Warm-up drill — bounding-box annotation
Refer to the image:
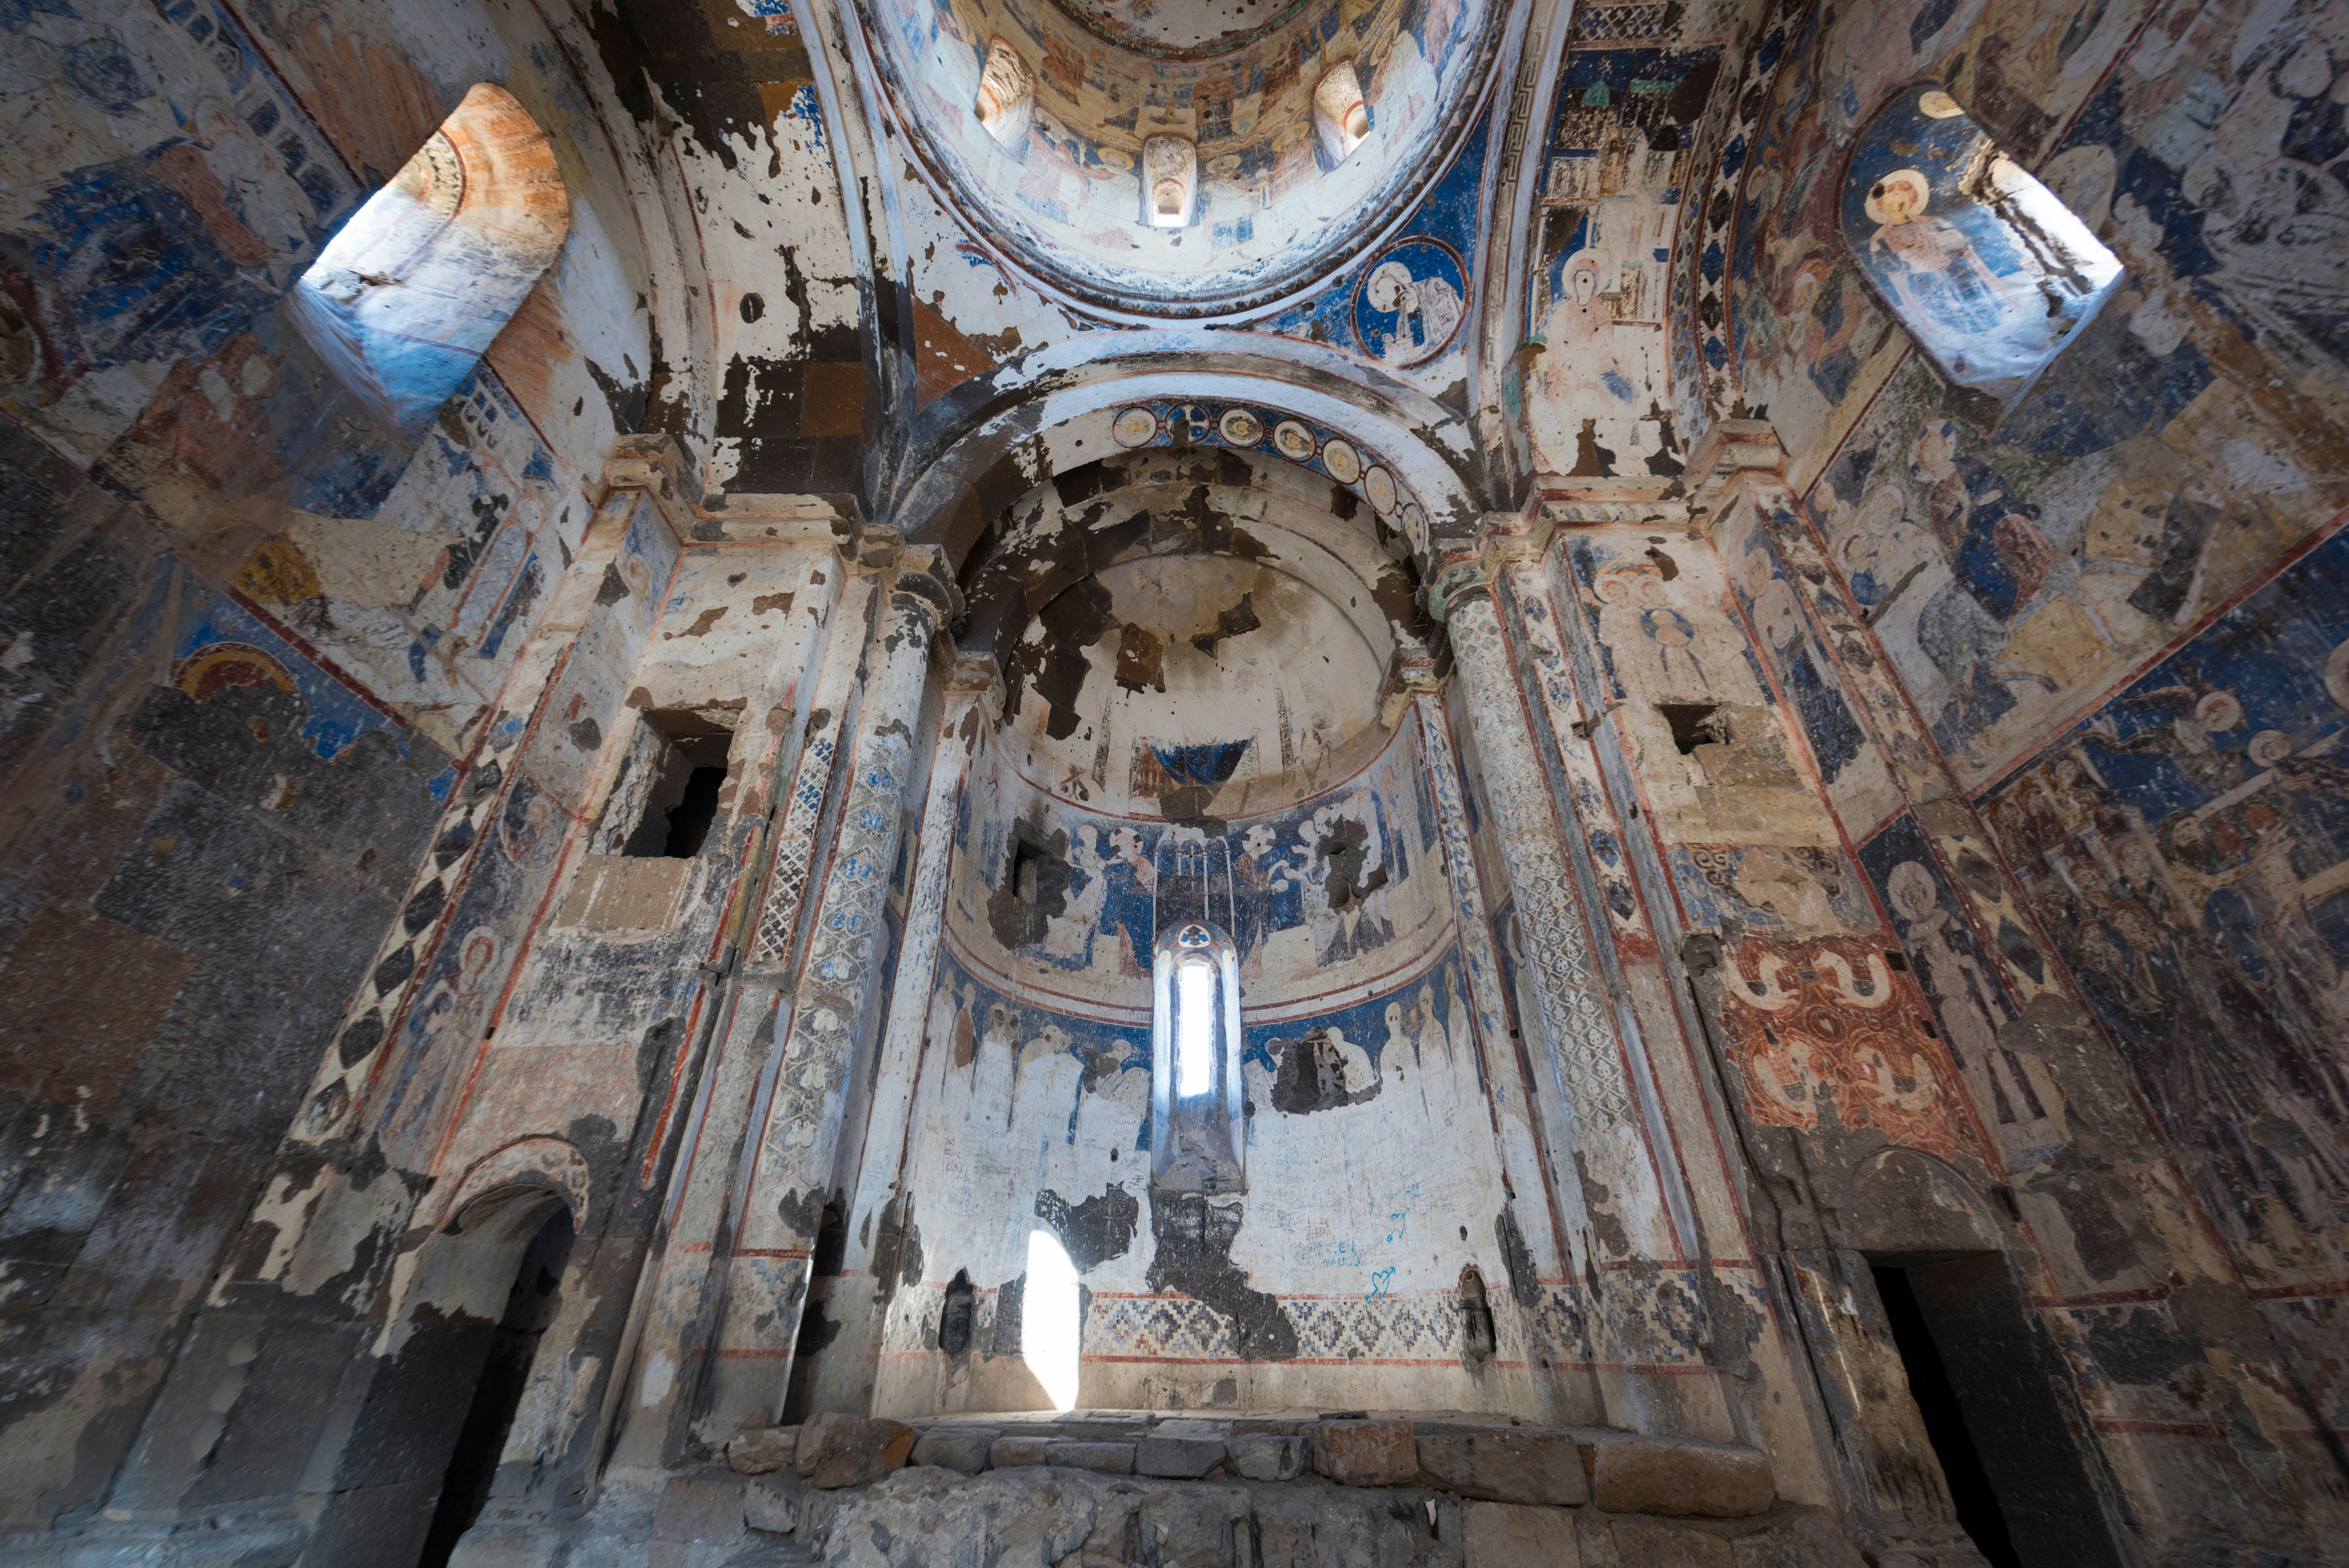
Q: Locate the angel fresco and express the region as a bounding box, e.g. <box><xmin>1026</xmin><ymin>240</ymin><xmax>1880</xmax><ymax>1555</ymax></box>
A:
<box><xmin>1842</xmin><ymin>86</ymin><xmax>2122</xmax><ymax>404</ymax></box>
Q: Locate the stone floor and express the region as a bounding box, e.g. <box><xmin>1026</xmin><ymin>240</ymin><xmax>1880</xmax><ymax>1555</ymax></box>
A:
<box><xmin>455</xmin><ymin>1410</ymin><xmax>1871</xmax><ymax>1567</ymax></box>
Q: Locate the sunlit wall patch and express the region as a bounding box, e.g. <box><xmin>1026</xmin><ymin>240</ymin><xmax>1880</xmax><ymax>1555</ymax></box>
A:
<box><xmin>1841</xmin><ymin>84</ymin><xmax>2123</xmax><ymax>409</ymax></box>
<box><xmin>284</xmin><ymin>84</ymin><xmax>568</xmax><ymax>438</ymax></box>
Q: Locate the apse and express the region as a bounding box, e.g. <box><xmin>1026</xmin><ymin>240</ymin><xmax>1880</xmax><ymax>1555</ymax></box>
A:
<box><xmin>834</xmin><ymin>447</ymin><xmax>1568</xmax><ymax>1418</ymax></box>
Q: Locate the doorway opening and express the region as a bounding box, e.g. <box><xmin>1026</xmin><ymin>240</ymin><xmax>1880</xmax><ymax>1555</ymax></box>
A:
<box><xmin>780</xmin><ymin>1197</ymin><xmax>848</xmax><ymax>1424</ymax></box>
<box><xmin>1872</xmin><ymin>1263</ymin><xmax>2020</xmax><ymax>1568</ymax></box>
<box><xmin>417</xmin><ymin>1208</ymin><xmax>574</xmax><ymax>1568</ymax></box>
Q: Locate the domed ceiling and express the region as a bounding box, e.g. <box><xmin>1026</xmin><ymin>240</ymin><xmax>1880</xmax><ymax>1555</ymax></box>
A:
<box><xmin>963</xmin><ymin>448</ymin><xmax>1424</xmax><ymax>819</ymax></box>
<box><xmin>852</xmin><ymin>0</ymin><xmax>1509</xmax><ymax>315</ymax></box>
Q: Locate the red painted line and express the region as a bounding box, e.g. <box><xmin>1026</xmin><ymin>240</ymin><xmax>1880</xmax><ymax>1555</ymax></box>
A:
<box><xmin>2246</xmin><ymin>1279</ymin><xmax>2349</xmax><ymax>1301</ymax></box>
<box><xmin>2092</xmin><ymin>1421</ymin><xmax>2225</xmax><ymax>1439</ymax></box>
<box><xmin>2029</xmin><ymin>1287</ymin><xmax>2173</xmax><ymax>1308</ymax></box>
<box><xmin>636</xmin><ymin>985</ymin><xmax>710</xmax><ymax>1188</ymax></box>
<box><xmin>225</xmin><ymin>586</ymin><xmax>419</xmax><ymax>735</ymax></box>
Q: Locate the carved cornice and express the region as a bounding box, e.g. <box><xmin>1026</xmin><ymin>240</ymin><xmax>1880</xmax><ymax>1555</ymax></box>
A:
<box><xmin>602</xmin><ymin>433</ymin><xmax>700</xmax><ymax>545</ymax></box>
<box><xmin>1680</xmin><ymin>418</ymin><xmax>1787</xmax><ymax>519</ymax></box>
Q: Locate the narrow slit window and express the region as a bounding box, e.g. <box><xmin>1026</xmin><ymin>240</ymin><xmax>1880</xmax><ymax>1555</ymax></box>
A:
<box><xmin>1174</xmin><ymin>953</ymin><xmax>1217</xmax><ymax>1098</ymax></box>
<box><xmin>1842</xmin><ymin>85</ymin><xmax>2123</xmax><ymax>408</ymax></box>
<box><xmin>1151</xmin><ymin>920</ymin><xmax>1244</xmax><ymax>1193</ymax></box>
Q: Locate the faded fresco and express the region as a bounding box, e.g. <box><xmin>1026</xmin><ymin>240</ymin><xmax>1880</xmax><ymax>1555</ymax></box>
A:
<box><xmin>1559</xmin><ymin>527</ymin><xmax>1841</xmax><ymax>844</ymax></box>
<box><xmin>1740</xmin><ymin>0</ymin><xmax>2349</xmax><ymax>787</ymax></box>
<box><xmin>1715</xmin><ymin>494</ymin><xmax>1904</xmax><ymax>834</ymax></box>
<box><xmin>1983</xmin><ymin>519</ymin><xmax>2349</xmax><ymax>1281</ymax></box>
<box><xmin>1524</xmin><ymin>37</ymin><xmax>1721</xmax><ymax>478</ymax></box>
<box><xmin>1255</xmin><ymin>122</ymin><xmax>1489</xmax><ymax>389</ymax></box>
<box><xmin>865</xmin><ymin>0</ymin><xmax>1490</xmax><ymax>291</ymax></box>
<box><xmin>948</xmin><ymin>728</ymin><xmax>1453</xmax><ymax>1009</ymax></box>
<box><xmin>1840</xmin><ymin>84</ymin><xmax>2120</xmax><ymax>405</ymax></box>
<box><xmin>878</xmin><ymin>926</ymin><xmax>1534</xmax><ymax>1413</ymax></box>
<box><xmin>11</xmin><ymin>0</ymin><xmax>2349</xmax><ymax>1549</ymax></box>
<box><xmin>1548</xmin><ymin>521</ymin><xmax>1986</xmax><ymax>1181</ymax></box>
<box><xmin>1857</xmin><ymin>811</ymin><xmax>2065</xmax><ymax>1173</ymax></box>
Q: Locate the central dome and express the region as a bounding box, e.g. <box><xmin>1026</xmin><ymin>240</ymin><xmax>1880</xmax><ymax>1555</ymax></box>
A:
<box><xmin>852</xmin><ymin>0</ymin><xmax>1507</xmax><ymax>314</ymax></box>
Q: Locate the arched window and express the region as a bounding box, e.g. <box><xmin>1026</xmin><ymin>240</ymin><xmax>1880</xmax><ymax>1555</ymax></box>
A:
<box><xmin>1842</xmin><ymin>84</ymin><xmax>2121</xmax><ymax>408</ymax></box>
<box><xmin>286</xmin><ymin>83</ymin><xmax>568</xmax><ymax>436</ymax></box>
<box><xmin>1150</xmin><ymin>920</ymin><xmax>1244</xmax><ymax>1192</ymax></box>
<box><xmin>1313</xmin><ymin>63</ymin><xmax>1371</xmax><ymax>166</ymax></box>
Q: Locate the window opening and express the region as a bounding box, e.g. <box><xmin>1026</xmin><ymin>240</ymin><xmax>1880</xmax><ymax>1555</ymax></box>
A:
<box><xmin>1658</xmin><ymin>702</ymin><xmax>1727</xmax><ymax>755</ymax></box>
<box><xmin>974</xmin><ymin>37</ymin><xmax>1034</xmax><ymax>153</ymax></box>
<box><xmin>1149</xmin><ymin>835</ymin><xmax>1244</xmax><ymax>1194</ymax></box>
<box><xmin>1313</xmin><ymin>62</ymin><xmax>1371</xmax><ymax>165</ymax></box>
<box><xmin>1009</xmin><ymin>834</ymin><xmax>1064</xmax><ymax>906</ymax></box>
<box><xmin>616</xmin><ymin>713</ymin><xmax>733</xmax><ymax>859</ymax></box>
<box><xmin>662</xmin><ymin>763</ymin><xmax>726</xmax><ymax>858</ymax></box>
<box><xmin>1842</xmin><ymin>85</ymin><xmax>2122</xmax><ymax>409</ymax></box>
<box><xmin>1175</xmin><ymin>952</ymin><xmax>1217</xmax><ymax>1097</ymax></box>
<box><xmin>1142</xmin><ymin>134</ymin><xmax>1198</xmax><ymax>228</ymax></box>
<box><xmin>286</xmin><ymin>83</ymin><xmax>568</xmax><ymax>437</ymax></box>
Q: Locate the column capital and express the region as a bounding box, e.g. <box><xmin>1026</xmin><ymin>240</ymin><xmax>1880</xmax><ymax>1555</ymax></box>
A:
<box><xmin>1479</xmin><ymin>510</ymin><xmax>1556</xmax><ymax>574</ymax></box>
<box><xmin>886</xmin><ymin>541</ymin><xmax>963</xmax><ymax>623</ymax></box>
<box><xmin>1376</xmin><ymin>639</ymin><xmax>1446</xmax><ymax>727</ymax></box>
<box><xmin>1425</xmin><ymin>554</ymin><xmax>1493</xmax><ymax>624</ymax></box>
<box><xmin>945</xmin><ymin>649</ymin><xmax>1007</xmax><ymax>728</ymax></box>
<box><xmin>602</xmin><ymin>433</ymin><xmax>702</xmax><ymax>546</ymax></box>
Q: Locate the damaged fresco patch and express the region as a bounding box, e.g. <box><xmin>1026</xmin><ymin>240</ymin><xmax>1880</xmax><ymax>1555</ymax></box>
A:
<box><xmin>1983</xmin><ymin>516</ymin><xmax>2349</xmax><ymax>1282</ymax></box>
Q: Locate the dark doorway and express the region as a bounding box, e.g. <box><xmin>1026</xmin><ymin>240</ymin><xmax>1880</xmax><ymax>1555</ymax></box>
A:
<box><xmin>417</xmin><ymin>1210</ymin><xmax>574</xmax><ymax>1568</ymax></box>
<box><xmin>1872</xmin><ymin>1255</ymin><xmax>2126</xmax><ymax>1568</ymax></box>
<box><xmin>780</xmin><ymin>1198</ymin><xmax>849</xmax><ymax>1424</ymax></box>
<box><xmin>1874</xmin><ymin>1264</ymin><xmax>2021</xmax><ymax>1567</ymax></box>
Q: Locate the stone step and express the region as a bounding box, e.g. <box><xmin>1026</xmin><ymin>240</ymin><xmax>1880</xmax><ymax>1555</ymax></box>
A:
<box><xmin>719</xmin><ymin>1408</ymin><xmax>1775</xmax><ymax>1517</ymax></box>
<box><xmin>650</xmin><ymin>1460</ymin><xmax>1860</xmax><ymax>1568</ymax></box>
